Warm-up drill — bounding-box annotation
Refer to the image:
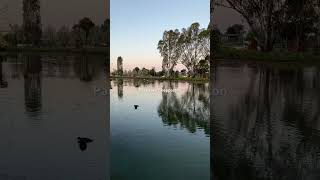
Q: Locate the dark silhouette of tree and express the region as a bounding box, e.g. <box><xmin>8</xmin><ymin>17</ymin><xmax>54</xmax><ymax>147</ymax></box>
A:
<box><xmin>72</xmin><ymin>24</ymin><xmax>82</xmax><ymax>48</ymax></box>
<box><xmin>102</xmin><ymin>19</ymin><xmax>110</xmax><ymax>46</ymax></box>
<box><xmin>23</xmin><ymin>0</ymin><xmax>42</xmax><ymax>46</ymax></box>
<box><xmin>149</xmin><ymin>67</ymin><xmax>156</xmax><ymax>76</ymax></box>
<box><xmin>102</xmin><ymin>19</ymin><xmax>110</xmax><ymax>32</ymax></box>
<box><xmin>79</xmin><ymin>17</ymin><xmax>95</xmax><ymax>45</ymax></box>
<box><xmin>133</xmin><ymin>67</ymin><xmax>140</xmax><ymax>76</ymax></box>
<box><xmin>279</xmin><ymin>0</ymin><xmax>320</xmax><ymax>51</ymax></box>
<box><xmin>224</xmin><ymin>0</ymin><xmax>287</xmax><ymax>52</ymax></box>
<box><xmin>226</xmin><ymin>24</ymin><xmax>244</xmax><ymax>35</ymax></box>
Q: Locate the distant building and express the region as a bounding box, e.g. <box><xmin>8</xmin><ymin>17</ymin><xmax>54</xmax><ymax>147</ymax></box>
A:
<box><xmin>117</xmin><ymin>56</ymin><xmax>123</xmax><ymax>76</ymax></box>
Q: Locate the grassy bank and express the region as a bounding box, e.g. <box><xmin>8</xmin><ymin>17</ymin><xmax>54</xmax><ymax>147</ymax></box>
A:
<box><xmin>2</xmin><ymin>47</ymin><xmax>109</xmax><ymax>55</ymax></box>
<box><xmin>111</xmin><ymin>76</ymin><xmax>208</xmax><ymax>82</ymax></box>
<box><xmin>215</xmin><ymin>47</ymin><xmax>320</xmax><ymax>62</ymax></box>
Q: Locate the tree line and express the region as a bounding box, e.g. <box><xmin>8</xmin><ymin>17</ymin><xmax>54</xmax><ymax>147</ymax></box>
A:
<box><xmin>157</xmin><ymin>22</ymin><xmax>210</xmax><ymax>78</ymax></box>
<box><xmin>4</xmin><ymin>18</ymin><xmax>110</xmax><ymax>48</ymax></box>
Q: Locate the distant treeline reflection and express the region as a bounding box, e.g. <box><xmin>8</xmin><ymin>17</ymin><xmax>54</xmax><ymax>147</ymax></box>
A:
<box><xmin>0</xmin><ymin>53</ymin><xmax>107</xmax><ymax>117</ymax></box>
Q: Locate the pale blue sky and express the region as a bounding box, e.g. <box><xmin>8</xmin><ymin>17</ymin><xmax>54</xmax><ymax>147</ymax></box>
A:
<box><xmin>111</xmin><ymin>0</ymin><xmax>210</xmax><ymax>71</ymax></box>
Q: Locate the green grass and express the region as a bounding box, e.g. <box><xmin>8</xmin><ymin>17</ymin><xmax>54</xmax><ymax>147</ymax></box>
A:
<box><xmin>215</xmin><ymin>47</ymin><xmax>320</xmax><ymax>62</ymax></box>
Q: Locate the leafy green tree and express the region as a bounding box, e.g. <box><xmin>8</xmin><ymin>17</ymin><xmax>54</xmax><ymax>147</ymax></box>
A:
<box><xmin>197</xmin><ymin>58</ymin><xmax>209</xmax><ymax>78</ymax></box>
<box><xmin>133</xmin><ymin>67</ymin><xmax>140</xmax><ymax>76</ymax></box>
<box><xmin>198</xmin><ymin>29</ymin><xmax>210</xmax><ymax>59</ymax></box>
<box><xmin>141</xmin><ymin>68</ymin><xmax>149</xmax><ymax>76</ymax></box>
<box><xmin>158</xmin><ymin>29</ymin><xmax>181</xmax><ymax>77</ymax></box>
<box><xmin>79</xmin><ymin>17</ymin><xmax>95</xmax><ymax>45</ymax></box>
<box><xmin>179</xmin><ymin>23</ymin><xmax>207</xmax><ymax>77</ymax></box>
<box><xmin>149</xmin><ymin>67</ymin><xmax>156</xmax><ymax>76</ymax></box>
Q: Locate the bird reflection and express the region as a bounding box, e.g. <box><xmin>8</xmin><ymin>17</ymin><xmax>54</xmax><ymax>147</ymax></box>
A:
<box><xmin>77</xmin><ymin>137</ymin><xmax>93</xmax><ymax>151</ymax></box>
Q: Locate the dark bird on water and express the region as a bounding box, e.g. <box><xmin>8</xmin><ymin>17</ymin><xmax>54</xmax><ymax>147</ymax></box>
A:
<box><xmin>77</xmin><ymin>137</ymin><xmax>94</xmax><ymax>151</ymax></box>
<box><xmin>134</xmin><ymin>105</ymin><xmax>139</xmax><ymax>109</ymax></box>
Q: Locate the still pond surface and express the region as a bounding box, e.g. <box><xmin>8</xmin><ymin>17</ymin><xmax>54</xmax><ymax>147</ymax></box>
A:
<box><xmin>211</xmin><ymin>61</ymin><xmax>320</xmax><ymax>180</ymax></box>
<box><xmin>0</xmin><ymin>53</ymin><xmax>108</xmax><ymax>180</ymax></box>
<box><xmin>111</xmin><ymin>79</ymin><xmax>210</xmax><ymax>180</ymax></box>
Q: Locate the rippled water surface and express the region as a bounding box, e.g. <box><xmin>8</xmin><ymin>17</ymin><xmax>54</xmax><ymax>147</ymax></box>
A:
<box><xmin>111</xmin><ymin>79</ymin><xmax>210</xmax><ymax>180</ymax></box>
<box><xmin>0</xmin><ymin>53</ymin><xmax>108</xmax><ymax>180</ymax></box>
<box><xmin>211</xmin><ymin>61</ymin><xmax>320</xmax><ymax>180</ymax></box>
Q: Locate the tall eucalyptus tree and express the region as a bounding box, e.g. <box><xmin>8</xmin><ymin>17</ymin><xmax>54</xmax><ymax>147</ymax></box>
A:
<box><xmin>23</xmin><ymin>0</ymin><xmax>42</xmax><ymax>46</ymax></box>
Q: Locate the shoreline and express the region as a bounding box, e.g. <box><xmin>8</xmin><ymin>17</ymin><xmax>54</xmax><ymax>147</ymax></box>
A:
<box><xmin>0</xmin><ymin>47</ymin><xmax>109</xmax><ymax>55</ymax></box>
<box><xmin>110</xmin><ymin>76</ymin><xmax>209</xmax><ymax>82</ymax></box>
<box><xmin>215</xmin><ymin>48</ymin><xmax>320</xmax><ymax>63</ymax></box>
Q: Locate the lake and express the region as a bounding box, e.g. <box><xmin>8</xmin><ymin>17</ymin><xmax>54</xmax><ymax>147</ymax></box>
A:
<box><xmin>111</xmin><ymin>79</ymin><xmax>210</xmax><ymax>180</ymax></box>
<box><xmin>0</xmin><ymin>53</ymin><xmax>109</xmax><ymax>180</ymax></box>
<box><xmin>211</xmin><ymin>60</ymin><xmax>320</xmax><ymax>180</ymax></box>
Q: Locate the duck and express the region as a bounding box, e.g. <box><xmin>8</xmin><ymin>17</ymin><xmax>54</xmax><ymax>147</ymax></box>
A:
<box><xmin>77</xmin><ymin>137</ymin><xmax>93</xmax><ymax>151</ymax></box>
<box><xmin>134</xmin><ymin>105</ymin><xmax>139</xmax><ymax>109</ymax></box>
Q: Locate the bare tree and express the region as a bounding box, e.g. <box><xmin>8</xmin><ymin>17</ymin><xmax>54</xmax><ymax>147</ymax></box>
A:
<box><xmin>223</xmin><ymin>0</ymin><xmax>287</xmax><ymax>51</ymax></box>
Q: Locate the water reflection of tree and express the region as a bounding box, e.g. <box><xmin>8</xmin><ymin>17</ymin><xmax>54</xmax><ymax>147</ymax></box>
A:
<box><xmin>117</xmin><ymin>79</ymin><xmax>123</xmax><ymax>99</ymax></box>
<box><xmin>24</xmin><ymin>55</ymin><xmax>42</xmax><ymax>114</ymax></box>
<box><xmin>157</xmin><ymin>82</ymin><xmax>209</xmax><ymax>135</ymax></box>
<box><xmin>73</xmin><ymin>54</ymin><xmax>106</xmax><ymax>81</ymax></box>
<box><xmin>212</xmin><ymin>64</ymin><xmax>320</xmax><ymax>180</ymax></box>
<box><xmin>0</xmin><ymin>56</ymin><xmax>8</xmax><ymax>88</ymax></box>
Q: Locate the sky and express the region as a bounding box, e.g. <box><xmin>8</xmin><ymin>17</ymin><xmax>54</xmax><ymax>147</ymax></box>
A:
<box><xmin>213</xmin><ymin>6</ymin><xmax>244</xmax><ymax>32</ymax></box>
<box><xmin>110</xmin><ymin>0</ymin><xmax>210</xmax><ymax>71</ymax></box>
<box><xmin>4</xmin><ymin>0</ymin><xmax>109</xmax><ymax>29</ymax></box>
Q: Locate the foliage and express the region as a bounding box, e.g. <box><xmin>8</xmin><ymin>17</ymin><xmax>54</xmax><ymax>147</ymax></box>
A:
<box><xmin>23</xmin><ymin>0</ymin><xmax>42</xmax><ymax>46</ymax></box>
<box><xmin>226</xmin><ymin>24</ymin><xmax>244</xmax><ymax>35</ymax></box>
<box><xmin>158</xmin><ymin>22</ymin><xmax>210</xmax><ymax>78</ymax></box>
<box><xmin>224</xmin><ymin>0</ymin><xmax>320</xmax><ymax>52</ymax></box>
<box><xmin>158</xmin><ymin>29</ymin><xmax>181</xmax><ymax>77</ymax></box>
<box><xmin>215</xmin><ymin>47</ymin><xmax>320</xmax><ymax>61</ymax></box>
<box><xmin>149</xmin><ymin>67</ymin><xmax>156</xmax><ymax>76</ymax></box>
<box><xmin>211</xmin><ymin>25</ymin><xmax>222</xmax><ymax>52</ymax></box>
<box><xmin>78</xmin><ymin>17</ymin><xmax>95</xmax><ymax>45</ymax></box>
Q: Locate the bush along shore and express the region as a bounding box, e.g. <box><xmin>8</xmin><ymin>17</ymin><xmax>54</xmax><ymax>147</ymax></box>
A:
<box><xmin>215</xmin><ymin>48</ymin><xmax>320</xmax><ymax>62</ymax></box>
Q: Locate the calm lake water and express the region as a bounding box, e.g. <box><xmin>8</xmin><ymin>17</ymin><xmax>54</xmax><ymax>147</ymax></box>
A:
<box><xmin>211</xmin><ymin>61</ymin><xmax>320</xmax><ymax>180</ymax></box>
<box><xmin>111</xmin><ymin>79</ymin><xmax>210</xmax><ymax>180</ymax></box>
<box><xmin>0</xmin><ymin>53</ymin><xmax>109</xmax><ymax>180</ymax></box>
